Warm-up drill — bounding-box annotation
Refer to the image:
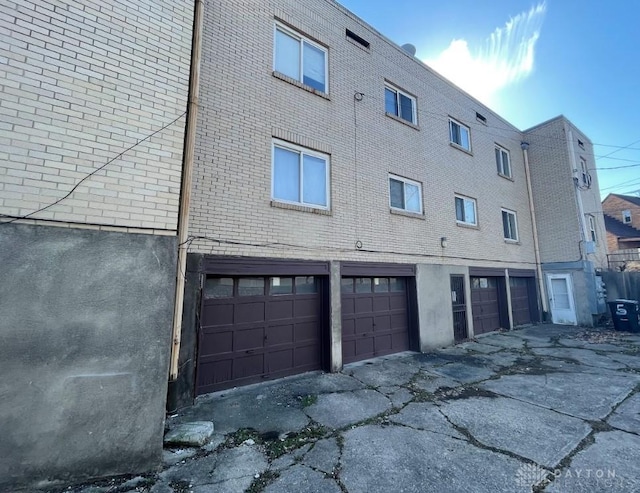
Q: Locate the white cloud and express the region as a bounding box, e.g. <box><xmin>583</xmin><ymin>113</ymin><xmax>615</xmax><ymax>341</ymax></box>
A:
<box><xmin>424</xmin><ymin>3</ymin><xmax>546</xmax><ymax>105</ymax></box>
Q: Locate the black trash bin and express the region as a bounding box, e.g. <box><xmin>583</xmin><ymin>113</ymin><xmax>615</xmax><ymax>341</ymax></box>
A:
<box><xmin>608</xmin><ymin>299</ymin><xmax>640</xmax><ymax>332</ymax></box>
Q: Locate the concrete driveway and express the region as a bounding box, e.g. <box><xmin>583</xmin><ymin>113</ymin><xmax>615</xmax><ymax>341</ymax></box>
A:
<box><xmin>48</xmin><ymin>324</ymin><xmax>640</xmax><ymax>493</ymax></box>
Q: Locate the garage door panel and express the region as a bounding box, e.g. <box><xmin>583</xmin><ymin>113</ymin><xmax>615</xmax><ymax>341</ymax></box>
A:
<box><xmin>234</xmin><ymin>327</ymin><xmax>264</xmax><ymax>351</ymax></box>
<box><xmin>373</xmin><ymin>297</ymin><xmax>390</xmax><ymax>312</ymax></box>
<box><xmin>295</xmin><ymin>321</ymin><xmax>320</xmax><ymax>342</ymax></box>
<box><xmin>355</xmin><ymin>316</ymin><xmax>374</xmax><ymax>333</ymax></box>
<box><xmin>267</xmin><ymin>299</ymin><xmax>294</xmax><ymax>320</ymax></box>
<box><xmin>202</xmin><ymin>303</ymin><xmax>234</xmax><ymax>327</ymax></box>
<box><xmin>342</xmin><ymin>318</ymin><xmax>355</xmax><ymax>336</ymax></box>
<box><xmin>342</xmin><ymin>276</ymin><xmax>411</xmax><ymax>364</ymax></box>
<box><xmin>233</xmin><ymin>354</ymin><xmax>264</xmax><ymax>379</ymax></box>
<box><xmin>199</xmin><ymin>330</ymin><xmax>232</xmax><ymax>356</ymax></box>
<box><xmin>266</xmin><ymin>349</ymin><xmax>293</xmax><ymax>373</ymax></box>
<box><xmin>374</xmin><ymin>334</ymin><xmax>392</xmax><ymax>352</ymax></box>
<box><xmin>266</xmin><ymin>323</ymin><xmax>293</xmax><ymax>346</ymax></box>
<box><xmin>295</xmin><ymin>298</ymin><xmax>319</xmax><ymax>317</ymax></box>
<box><xmin>471</xmin><ymin>277</ymin><xmax>502</xmax><ymax>335</ymax></box>
<box><xmin>197</xmin><ymin>360</ymin><xmax>232</xmax><ymax>388</ymax></box>
<box><xmin>374</xmin><ymin>314</ymin><xmax>391</xmax><ymax>332</ymax></box>
<box><xmin>197</xmin><ymin>275</ymin><xmax>323</xmax><ymax>395</ymax></box>
<box><xmin>354</xmin><ymin>297</ymin><xmax>373</xmax><ymax>313</ymax></box>
<box><xmin>294</xmin><ymin>344</ymin><xmax>321</xmax><ymax>367</ymax></box>
<box><xmin>235</xmin><ymin>302</ymin><xmax>265</xmax><ymax>324</ymax></box>
<box><xmin>342</xmin><ymin>297</ymin><xmax>355</xmax><ymax>315</ymax></box>
<box><xmin>355</xmin><ymin>338</ymin><xmax>374</xmax><ymax>357</ymax></box>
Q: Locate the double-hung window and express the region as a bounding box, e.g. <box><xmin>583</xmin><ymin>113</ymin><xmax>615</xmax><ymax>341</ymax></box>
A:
<box><xmin>622</xmin><ymin>210</ymin><xmax>632</xmax><ymax>224</ymax></box>
<box><xmin>455</xmin><ymin>195</ymin><xmax>477</xmax><ymax>226</ymax></box>
<box><xmin>502</xmin><ymin>209</ymin><xmax>518</xmax><ymax>241</ymax></box>
<box><xmin>449</xmin><ymin>118</ymin><xmax>471</xmax><ymax>151</ymax></box>
<box><xmin>389</xmin><ymin>174</ymin><xmax>422</xmax><ymax>214</ymax></box>
<box><xmin>272</xmin><ymin>140</ymin><xmax>329</xmax><ymax>209</ymax></box>
<box><xmin>274</xmin><ymin>23</ymin><xmax>327</xmax><ymax>93</ymax></box>
<box><xmin>495</xmin><ymin>145</ymin><xmax>511</xmax><ymax>178</ymax></box>
<box><xmin>385</xmin><ymin>83</ymin><xmax>417</xmax><ymax>124</ymax></box>
<box><xmin>579</xmin><ymin>157</ymin><xmax>589</xmax><ymax>186</ymax></box>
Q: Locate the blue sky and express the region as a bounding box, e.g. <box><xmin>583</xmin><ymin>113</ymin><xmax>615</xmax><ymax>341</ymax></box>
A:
<box><xmin>338</xmin><ymin>0</ymin><xmax>640</xmax><ymax>199</ymax></box>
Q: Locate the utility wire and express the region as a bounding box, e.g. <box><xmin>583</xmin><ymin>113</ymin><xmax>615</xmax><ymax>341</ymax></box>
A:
<box><xmin>1</xmin><ymin>112</ymin><xmax>187</xmax><ymax>226</ymax></box>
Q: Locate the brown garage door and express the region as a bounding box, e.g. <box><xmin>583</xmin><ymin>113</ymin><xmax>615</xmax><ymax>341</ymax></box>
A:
<box><xmin>341</xmin><ymin>277</ymin><xmax>409</xmax><ymax>364</ymax></box>
<box><xmin>471</xmin><ymin>277</ymin><xmax>502</xmax><ymax>335</ymax></box>
<box><xmin>510</xmin><ymin>277</ymin><xmax>532</xmax><ymax>326</ymax></box>
<box><xmin>196</xmin><ymin>275</ymin><xmax>322</xmax><ymax>395</ymax></box>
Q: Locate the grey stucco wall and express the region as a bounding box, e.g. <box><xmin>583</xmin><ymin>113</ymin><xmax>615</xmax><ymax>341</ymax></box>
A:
<box><xmin>542</xmin><ymin>263</ymin><xmax>595</xmax><ymax>326</ymax></box>
<box><xmin>416</xmin><ymin>263</ymin><xmax>469</xmax><ymax>349</ymax></box>
<box><xmin>0</xmin><ymin>224</ymin><xmax>177</xmax><ymax>490</ymax></box>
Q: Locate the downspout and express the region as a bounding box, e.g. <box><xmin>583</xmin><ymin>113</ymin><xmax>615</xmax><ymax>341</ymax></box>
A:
<box><xmin>521</xmin><ymin>142</ymin><xmax>548</xmax><ymax>317</ymax></box>
<box><xmin>169</xmin><ymin>0</ymin><xmax>204</xmax><ymax>382</ymax></box>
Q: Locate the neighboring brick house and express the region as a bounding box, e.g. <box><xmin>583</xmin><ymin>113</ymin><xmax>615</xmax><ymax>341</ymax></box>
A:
<box><xmin>602</xmin><ymin>194</ymin><xmax>640</xmax><ymax>270</ymax></box>
<box><xmin>0</xmin><ymin>0</ymin><xmax>193</xmax><ymax>489</ymax></box>
<box><xmin>523</xmin><ymin>116</ymin><xmax>608</xmax><ymax>324</ymax></box>
<box><xmin>602</xmin><ymin>194</ymin><xmax>640</xmax><ymax>251</ymax></box>
<box><xmin>170</xmin><ymin>0</ymin><xmax>608</xmax><ymax>405</ymax></box>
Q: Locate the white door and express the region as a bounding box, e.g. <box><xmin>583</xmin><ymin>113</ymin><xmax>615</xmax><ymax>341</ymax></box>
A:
<box><xmin>547</xmin><ymin>274</ymin><xmax>577</xmax><ymax>325</ymax></box>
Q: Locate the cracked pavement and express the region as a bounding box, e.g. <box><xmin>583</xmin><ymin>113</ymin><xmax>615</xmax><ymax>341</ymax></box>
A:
<box><xmin>41</xmin><ymin>324</ymin><xmax>640</xmax><ymax>493</ymax></box>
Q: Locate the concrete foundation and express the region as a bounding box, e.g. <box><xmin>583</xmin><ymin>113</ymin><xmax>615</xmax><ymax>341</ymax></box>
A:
<box><xmin>0</xmin><ymin>224</ymin><xmax>177</xmax><ymax>490</ymax></box>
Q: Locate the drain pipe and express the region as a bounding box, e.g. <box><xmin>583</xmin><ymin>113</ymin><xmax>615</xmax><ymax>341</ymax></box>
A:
<box><xmin>521</xmin><ymin>142</ymin><xmax>548</xmax><ymax>317</ymax></box>
<box><xmin>169</xmin><ymin>0</ymin><xmax>204</xmax><ymax>382</ymax></box>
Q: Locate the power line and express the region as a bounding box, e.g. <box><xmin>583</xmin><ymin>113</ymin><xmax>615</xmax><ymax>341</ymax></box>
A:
<box><xmin>0</xmin><ymin>112</ymin><xmax>187</xmax><ymax>226</ymax></box>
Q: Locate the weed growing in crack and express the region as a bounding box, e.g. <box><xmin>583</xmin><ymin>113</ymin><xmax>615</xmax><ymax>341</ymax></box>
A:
<box><xmin>264</xmin><ymin>425</ymin><xmax>328</xmax><ymax>459</ymax></box>
<box><xmin>298</xmin><ymin>394</ymin><xmax>317</xmax><ymax>407</ymax></box>
<box><xmin>246</xmin><ymin>470</ymin><xmax>279</xmax><ymax>493</ymax></box>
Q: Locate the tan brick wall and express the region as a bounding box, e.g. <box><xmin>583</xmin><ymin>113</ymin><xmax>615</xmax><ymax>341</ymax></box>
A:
<box><xmin>0</xmin><ymin>0</ymin><xmax>193</xmax><ymax>230</ymax></box>
<box><xmin>524</xmin><ymin>117</ymin><xmax>607</xmax><ymax>268</ymax></box>
<box><xmin>189</xmin><ymin>0</ymin><xmax>536</xmax><ymax>270</ymax></box>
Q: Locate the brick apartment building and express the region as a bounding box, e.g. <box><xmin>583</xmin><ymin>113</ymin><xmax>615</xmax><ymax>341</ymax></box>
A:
<box><xmin>170</xmin><ymin>0</ymin><xmax>608</xmax><ymax>404</ymax></box>
<box><xmin>0</xmin><ymin>0</ymin><xmax>610</xmax><ymax>487</ymax></box>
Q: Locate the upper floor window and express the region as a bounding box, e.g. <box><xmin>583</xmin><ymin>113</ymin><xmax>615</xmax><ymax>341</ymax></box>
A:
<box><xmin>588</xmin><ymin>215</ymin><xmax>597</xmax><ymax>243</ymax></box>
<box><xmin>622</xmin><ymin>210</ymin><xmax>632</xmax><ymax>224</ymax></box>
<box><xmin>449</xmin><ymin>118</ymin><xmax>471</xmax><ymax>152</ymax></box>
<box><xmin>274</xmin><ymin>23</ymin><xmax>327</xmax><ymax>93</ymax></box>
<box><xmin>384</xmin><ymin>83</ymin><xmax>417</xmax><ymax>124</ymax></box>
<box><xmin>272</xmin><ymin>140</ymin><xmax>329</xmax><ymax>209</ymax></box>
<box><xmin>579</xmin><ymin>157</ymin><xmax>589</xmax><ymax>185</ymax></box>
<box><xmin>495</xmin><ymin>145</ymin><xmax>511</xmax><ymax>178</ymax></box>
<box><xmin>389</xmin><ymin>174</ymin><xmax>422</xmax><ymax>214</ymax></box>
<box><xmin>455</xmin><ymin>195</ymin><xmax>477</xmax><ymax>226</ymax></box>
<box><xmin>502</xmin><ymin>209</ymin><xmax>518</xmax><ymax>241</ymax></box>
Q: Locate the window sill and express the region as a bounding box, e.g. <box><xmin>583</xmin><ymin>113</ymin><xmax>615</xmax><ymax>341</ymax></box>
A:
<box><xmin>456</xmin><ymin>221</ymin><xmax>479</xmax><ymax>230</ymax></box>
<box><xmin>271</xmin><ymin>200</ymin><xmax>331</xmax><ymax>215</ymax></box>
<box><xmin>498</xmin><ymin>173</ymin><xmax>514</xmax><ymax>182</ymax></box>
<box><xmin>385</xmin><ymin>112</ymin><xmax>419</xmax><ymax>130</ymax></box>
<box><xmin>272</xmin><ymin>71</ymin><xmax>330</xmax><ymax>100</ymax></box>
<box><xmin>504</xmin><ymin>238</ymin><xmax>520</xmax><ymax>245</ymax></box>
<box><xmin>449</xmin><ymin>142</ymin><xmax>473</xmax><ymax>156</ymax></box>
<box><xmin>390</xmin><ymin>208</ymin><xmax>425</xmax><ymax>220</ymax></box>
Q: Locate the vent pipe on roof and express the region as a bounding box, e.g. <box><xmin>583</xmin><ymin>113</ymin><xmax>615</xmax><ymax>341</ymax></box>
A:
<box><xmin>401</xmin><ymin>43</ymin><xmax>416</xmax><ymax>56</ymax></box>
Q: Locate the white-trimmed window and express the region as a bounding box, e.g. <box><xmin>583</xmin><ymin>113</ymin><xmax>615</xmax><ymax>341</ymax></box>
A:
<box><xmin>495</xmin><ymin>145</ymin><xmax>511</xmax><ymax>178</ymax></box>
<box><xmin>449</xmin><ymin>118</ymin><xmax>471</xmax><ymax>151</ymax></box>
<box><xmin>455</xmin><ymin>195</ymin><xmax>477</xmax><ymax>226</ymax></box>
<box><xmin>501</xmin><ymin>209</ymin><xmax>518</xmax><ymax>241</ymax></box>
<box><xmin>389</xmin><ymin>174</ymin><xmax>422</xmax><ymax>214</ymax></box>
<box><xmin>384</xmin><ymin>83</ymin><xmax>417</xmax><ymax>124</ymax></box>
<box><xmin>580</xmin><ymin>157</ymin><xmax>589</xmax><ymax>185</ymax></box>
<box><xmin>272</xmin><ymin>140</ymin><xmax>329</xmax><ymax>209</ymax></box>
<box><xmin>622</xmin><ymin>210</ymin><xmax>632</xmax><ymax>224</ymax></box>
<box><xmin>274</xmin><ymin>23</ymin><xmax>328</xmax><ymax>93</ymax></box>
<box><xmin>588</xmin><ymin>215</ymin><xmax>597</xmax><ymax>242</ymax></box>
